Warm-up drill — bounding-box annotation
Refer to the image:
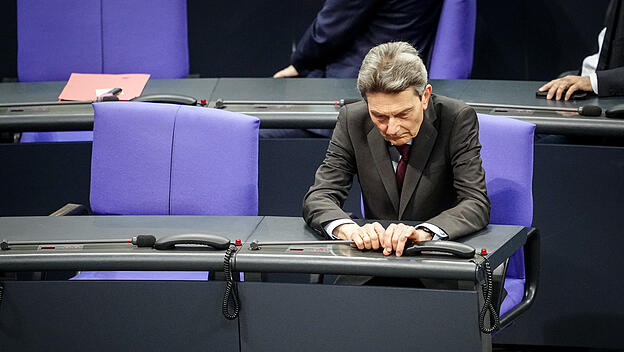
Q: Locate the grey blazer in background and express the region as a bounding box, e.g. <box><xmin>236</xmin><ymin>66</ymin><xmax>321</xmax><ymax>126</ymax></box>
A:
<box><xmin>303</xmin><ymin>94</ymin><xmax>491</xmax><ymax>240</ymax></box>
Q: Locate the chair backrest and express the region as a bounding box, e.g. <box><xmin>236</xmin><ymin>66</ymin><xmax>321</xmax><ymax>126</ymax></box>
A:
<box><xmin>90</xmin><ymin>102</ymin><xmax>259</xmax><ymax>216</ymax></box>
<box><xmin>17</xmin><ymin>0</ymin><xmax>102</xmax><ymax>82</ymax></box>
<box><xmin>428</xmin><ymin>0</ymin><xmax>476</xmax><ymax>79</ymax></box>
<box><xmin>17</xmin><ymin>0</ymin><xmax>188</xmax><ymax>82</ymax></box>
<box><xmin>477</xmin><ymin>114</ymin><xmax>535</xmax><ymax>317</ymax></box>
<box><xmin>477</xmin><ymin>114</ymin><xmax>535</xmax><ymax>228</ymax></box>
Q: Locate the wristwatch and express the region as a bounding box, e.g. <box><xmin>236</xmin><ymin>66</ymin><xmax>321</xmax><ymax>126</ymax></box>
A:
<box><xmin>415</xmin><ymin>226</ymin><xmax>435</xmax><ymax>240</ymax></box>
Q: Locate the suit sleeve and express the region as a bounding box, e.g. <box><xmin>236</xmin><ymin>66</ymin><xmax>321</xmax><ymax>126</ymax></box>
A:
<box><xmin>426</xmin><ymin>107</ymin><xmax>491</xmax><ymax>239</ymax></box>
<box><xmin>597</xmin><ymin>67</ymin><xmax>624</xmax><ymax>96</ymax></box>
<box><xmin>292</xmin><ymin>0</ymin><xmax>379</xmax><ymax>73</ymax></box>
<box><xmin>302</xmin><ymin>106</ymin><xmax>357</xmax><ymax>237</ymax></box>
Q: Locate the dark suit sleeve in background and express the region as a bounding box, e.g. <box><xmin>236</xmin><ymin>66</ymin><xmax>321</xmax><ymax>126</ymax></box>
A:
<box><xmin>597</xmin><ymin>67</ymin><xmax>624</xmax><ymax>96</ymax></box>
<box><xmin>596</xmin><ymin>0</ymin><xmax>624</xmax><ymax>96</ymax></box>
<box><xmin>292</xmin><ymin>0</ymin><xmax>379</xmax><ymax>73</ymax></box>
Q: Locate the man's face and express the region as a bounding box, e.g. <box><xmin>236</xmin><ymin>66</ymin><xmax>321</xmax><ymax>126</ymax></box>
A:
<box><xmin>367</xmin><ymin>85</ymin><xmax>432</xmax><ymax>146</ymax></box>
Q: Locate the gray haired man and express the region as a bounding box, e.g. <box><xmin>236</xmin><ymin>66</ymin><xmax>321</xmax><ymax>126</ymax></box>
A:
<box><xmin>303</xmin><ymin>41</ymin><xmax>490</xmax><ymax>257</ymax></box>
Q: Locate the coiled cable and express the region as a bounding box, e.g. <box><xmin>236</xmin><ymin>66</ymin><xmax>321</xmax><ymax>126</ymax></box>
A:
<box><xmin>477</xmin><ymin>256</ymin><xmax>500</xmax><ymax>333</ymax></box>
<box><xmin>222</xmin><ymin>244</ymin><xmax>240</xmax><ymax>320</ymax></box>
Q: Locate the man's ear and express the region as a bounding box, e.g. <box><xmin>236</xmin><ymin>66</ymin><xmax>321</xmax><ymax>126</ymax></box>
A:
<box><xmin>421</xmin><ymin>84</ymin><xmax>432</xmax><ymax>110</ymax></box>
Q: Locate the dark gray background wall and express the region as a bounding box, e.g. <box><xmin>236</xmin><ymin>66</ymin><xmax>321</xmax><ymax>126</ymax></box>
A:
<box><xmin>0</xmin><ymin>0</ymin><xmax>611</xmax><ymax>81</ymax></box>
<box><xmin>472</xmin><ymin>0</ymin><xmax>611</xmax><ymax>80</ymax></box>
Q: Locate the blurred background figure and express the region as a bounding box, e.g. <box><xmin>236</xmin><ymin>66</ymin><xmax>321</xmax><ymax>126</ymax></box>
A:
<box><xmin>273</xmin><ymin>0</ymin><xmax>442</xmax><ymax>78</ymax></box>
<box><xmin>539</xmin><ymin>0</ymin><xmax>623</xmax><ymax>100</ymax></box>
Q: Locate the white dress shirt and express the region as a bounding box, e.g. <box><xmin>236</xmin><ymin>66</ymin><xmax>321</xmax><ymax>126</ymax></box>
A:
<box><xmin>581</xmin><ymin>27</ymin><xmax>607</xmax><ymax>94</ymax></box>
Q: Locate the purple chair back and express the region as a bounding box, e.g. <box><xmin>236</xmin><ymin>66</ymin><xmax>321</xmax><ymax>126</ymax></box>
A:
<box><xmin>20</xmin><ymin>131</ymin><xmax>94</xmax><ymax>143</ymax></box>
<box><xmin>17</xmin><ymin>0</ymin><xmax>188</xmax><ymax>82</ymax></box>
<box><xmin>477</xmin><ymin>113</ymin><xmax>535</xmax><ymax>316</ymax></box>
<box><xmin>74</xmin><ymin>102</ymin><xmax>258</xmax><ymax>281</ymax></box>
<box><xmin>429</xmin><ymin>0</ymin><xmax>476</xmax><ymax>79</ymax></box>
<box><xmin>90</xmin><ymin>102</ymin><xmax>259</xmax><ymax>215</ymax></box>
<box><xmin>101</xmin><ymin>0</ymin><xmax>189</xmax><ymax>79</ymax></box>
<box><xmin>18</xmin><ymin>0</ymin><xmax>188</xmax><ymax>143</ymax></box>
<box><xmin>17</xmin><ymin>0</ymin><xmax>102</xmax><ymax>82</ymax></box>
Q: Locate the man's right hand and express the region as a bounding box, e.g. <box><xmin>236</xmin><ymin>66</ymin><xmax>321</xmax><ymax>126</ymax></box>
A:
<box><xmin>538</xmin><ymin>75</ymin><xmax>592</xmax><ymax>100</ymax></box>
<box><xmin>273</xmin><ymin>65</ymin><xmax>299</xmax><ymax>78</ymax></box>
<box><xmin>333</xmin><ymin>222</ymin><xmax>385</xmax><ymax>250</ymax></box>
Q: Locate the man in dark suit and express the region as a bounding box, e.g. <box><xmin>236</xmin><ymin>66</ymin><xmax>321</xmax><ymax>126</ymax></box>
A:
<box><xmin>303</xmin><ymin>41</ymin><xmax>490</xmax><ymax>257</ymax></box>
<box><xmin>539</xmin><ymin>0</ymin><xmax>624</xmax><ymax>100</ymax></box>
<box><xmin>273</xmin><ymin>0</ymin><xmax>441</xmax><ymax>78</ymax></box>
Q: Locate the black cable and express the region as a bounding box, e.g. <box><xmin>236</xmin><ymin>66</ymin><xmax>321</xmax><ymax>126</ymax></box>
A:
<box><xmin>222</xmin><ymin>244</ymin><xmax>240</xmax><ymax>320</ymax></box>
<box><xmin>477</xmin><ymin>256</ymin><xmax>501</xmax><ymax>333</ymax></box>
<box><xmin>0</xmin><ymin>282</ymin><xmax>4</xmax><ymax>309</ymax></box>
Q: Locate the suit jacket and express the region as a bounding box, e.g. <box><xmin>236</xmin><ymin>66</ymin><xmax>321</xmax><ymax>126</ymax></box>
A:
<box><xmin>291</xmin><ymin>0</ymin><xmax>441</xmax><ymax>78</ymax></box>
<box><xmin>303</xmin><ymin>94</ymin><xmax>491</xmax><ymax>240</ymax></box>
<box><xmin>597</xmin><ymin>0</ymin><xmax>624</xmax><ymax>96</ymax></box>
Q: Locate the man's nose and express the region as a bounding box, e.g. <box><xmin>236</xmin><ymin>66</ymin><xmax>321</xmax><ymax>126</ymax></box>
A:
<box><xmin>387</xmin><ymin>118</ymin><xmax>400</xmax><ymax>134</ymax></box>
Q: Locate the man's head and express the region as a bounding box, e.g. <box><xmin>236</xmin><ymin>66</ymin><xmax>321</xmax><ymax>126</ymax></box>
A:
<box><xmin>357</xmin><ymin>41</ymin><xmax>432</xmax><ymax>146</ymax></box>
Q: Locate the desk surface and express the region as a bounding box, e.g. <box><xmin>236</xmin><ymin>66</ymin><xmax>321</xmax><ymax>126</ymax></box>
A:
<box><xmin>1</xmin><ymin>78</ymin><xmax>623</xmax><ymax>136</ymax></box>
<box><xmin>0</xmin><ymin>215</ymin><xmax>527</xmax><ymax>281</ymax></box>
<box><xmin>1</xmin><ymin>215</ymin><xmax>507</xmax><ymax>351</ymax></box>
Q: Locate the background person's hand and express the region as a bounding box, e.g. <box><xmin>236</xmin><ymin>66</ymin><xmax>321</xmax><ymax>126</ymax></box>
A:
<box><xmin>273</xmin><ymin>65</ymin><xmax>299</xmax><ymax>78</ymax></box>
<box><xmin>333</xmin><ymin>222</ymin><xmax>385</xmax><ymax>250</ymax></box>
<box><xmin>538</xmin><ymin>75</ymin><xmax>592</xmax><ymax>101</ymax></box>
<box><xmin>380</xmin><ymin>223</ymin><xmax>433</xmax><ymax>257</ymax></box>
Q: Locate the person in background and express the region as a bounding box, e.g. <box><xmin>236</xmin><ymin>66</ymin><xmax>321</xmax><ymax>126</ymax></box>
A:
<box><xmin>539</xmin><ymin>0</ymin><xmax>623</xmax><ymax>100</ymax></box>
<box><xmin>274</xmin><ymin>0</ymin><xmax>442</xmax><ymax>78</ymax></box>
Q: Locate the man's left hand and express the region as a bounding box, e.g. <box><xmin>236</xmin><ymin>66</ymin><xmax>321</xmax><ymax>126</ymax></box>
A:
<box><xmin>380</xmin><ymin>223</ymin><xmax>433</xmax><ymax>257</ymax></box>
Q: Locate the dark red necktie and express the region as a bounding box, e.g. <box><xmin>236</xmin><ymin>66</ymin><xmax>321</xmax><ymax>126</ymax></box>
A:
<box><xmin>395</xmin><ymin>144</ymin><xmax>410</xmax><ymax>192</ymax></box>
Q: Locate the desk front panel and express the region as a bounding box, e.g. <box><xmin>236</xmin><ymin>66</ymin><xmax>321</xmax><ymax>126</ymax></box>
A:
<box><xmin>0</xmin><ymin>281</ymin><xmax>239</xmax><ymax>352</ymax></box>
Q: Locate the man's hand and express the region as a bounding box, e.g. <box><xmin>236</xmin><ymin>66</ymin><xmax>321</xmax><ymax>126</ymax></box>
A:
<box><xmin>333</xmin><ymin>222</ymin><xmax>385</xmax><ymax>250</ymax></box>
<box><xmin>538</xmin><ymin>75</ymin><xmax>592</xmax><ymax>101</ymax></box>
<box><xmin>380</xmin><ymin>223</ymin><xmax>433</xmax><ymax>257</ymax></box>
<box><xmin>273</xmin><ymin>65</ymin><xmax>299</xmax><ymax>78</ymax></box>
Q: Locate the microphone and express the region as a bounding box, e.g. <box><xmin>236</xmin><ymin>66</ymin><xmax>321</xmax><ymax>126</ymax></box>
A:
<box><xmin>577</xmin><ymin>105</ymin><xmax>602</xmax><ymax>117</ymax></box>
<box><xmin>335</xmin><ymin>98</ymin><xmax>363</xmax><ymax>107</ymax></box>
<box><xmin>0</xmin><ymin>234</ymin><xmax>156</xmax><ymax>250</ymax></box>
<box><xmin>133</xmin><ymin>235</ymin><xmax>157</xmax><ymax>247</ymax></box>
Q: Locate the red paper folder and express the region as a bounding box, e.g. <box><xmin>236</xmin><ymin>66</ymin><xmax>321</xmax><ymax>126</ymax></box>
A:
<box><xmin>58</xmin><ymin>73</ymin><xmax>151</xmax><ymax>101</ymax></box>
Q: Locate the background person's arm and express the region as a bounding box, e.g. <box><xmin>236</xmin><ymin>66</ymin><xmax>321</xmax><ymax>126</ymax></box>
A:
<box><xmin>286</xmin><ymin>0</ymin><xmax>379</xmax><ymax>75</ymax></box>
<box><xmin>597</xmin><ymin>67</ymin><xmax>624</xmax><ymax>96</ymax></box>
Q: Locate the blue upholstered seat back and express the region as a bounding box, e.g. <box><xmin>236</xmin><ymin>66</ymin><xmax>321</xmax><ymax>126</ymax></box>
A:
<box><xmin>17</xmin><ymin>0</ymin><xmax>188</xmax><ymax>82</ymax></box>
<box><xmin>477</xmin><ymin>113</ymin><xmax>535</xmax><ymax>316</ymax></box>
<box><xmin>429</xmin><ymin>0</ymin><xmax>477</xmax><ymax>79</ymax></box>
<box><xmin>90</xmin><ymin>102</ymin><xmax>259</xmax><ymax>216</ymax></box>
<box><xmin>18</xmin><ymin>0</ymin><xmax>189</xmax><ymax>143</ymax></box>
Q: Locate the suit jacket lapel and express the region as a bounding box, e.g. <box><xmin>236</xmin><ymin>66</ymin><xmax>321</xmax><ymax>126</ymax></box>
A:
<box><xmin>399</xmin><ymin>106</ymin><xmax>439</xmax><ymax>219</ymax></box>
<box><xmin>367</xmin><ymin>127</ymin><xmax>399</xmax><ymax>213</ymax></box>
